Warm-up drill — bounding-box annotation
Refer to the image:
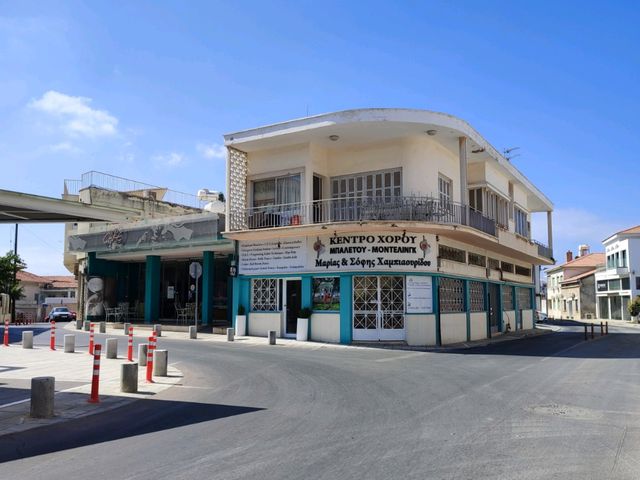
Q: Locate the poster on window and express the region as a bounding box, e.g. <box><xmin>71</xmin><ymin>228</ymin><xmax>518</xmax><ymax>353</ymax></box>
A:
<box><xmin>406</xmin><ymin>275</ymin><xmax>433</xmax><ymax>313</ymax></box>
<box><xmin>312</xmin><ymin>277</ymin><xmax>340</xmax><ymax>311</ymax></box>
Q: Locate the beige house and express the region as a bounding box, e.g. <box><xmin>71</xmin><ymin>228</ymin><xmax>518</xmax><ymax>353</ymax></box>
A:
<box><xmin>15</xmin><ymin>271</ymin><xmax>77</xmax><ymax>322</ymax></box>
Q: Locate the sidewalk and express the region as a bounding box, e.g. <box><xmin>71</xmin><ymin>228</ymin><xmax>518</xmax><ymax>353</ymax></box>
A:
<box><xmin>0</xmin><ymin>339</ymin><xmax>182</xmax><ymax>437</ymax></box>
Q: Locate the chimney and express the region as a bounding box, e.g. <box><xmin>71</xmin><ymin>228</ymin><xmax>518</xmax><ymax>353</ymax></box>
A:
<box><xmin>578</xmin><ymin>244</ymin><xmax>590</xmax><ymax>257</ymax></box>
<box><xmin>566</xmin><ymin>250</ymin><xmax>573</xmax><ymax>263</ymax></box>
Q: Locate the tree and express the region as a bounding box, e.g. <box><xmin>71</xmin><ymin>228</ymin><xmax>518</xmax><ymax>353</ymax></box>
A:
<box><xmin>628</xmin><ymin>296</ymin><xmax>640</xmax><ymax>320</ymax></box>
<box><xmin>0</xmin><ymin>251</ymin><xmax>26</xmax><ymax>302</ymax></box>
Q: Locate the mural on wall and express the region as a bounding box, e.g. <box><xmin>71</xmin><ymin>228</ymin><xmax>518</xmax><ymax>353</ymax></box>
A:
<box><xmin>85</xmin><ymin>276</ymin><xmax>105</xmax><ymax>318</ymax></box>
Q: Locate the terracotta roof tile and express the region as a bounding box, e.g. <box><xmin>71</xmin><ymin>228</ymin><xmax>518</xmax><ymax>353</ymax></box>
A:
<box><xmin>16</xmin><ymin>271</ymin><xmax>47</xmax><ymax>283</ymax></box>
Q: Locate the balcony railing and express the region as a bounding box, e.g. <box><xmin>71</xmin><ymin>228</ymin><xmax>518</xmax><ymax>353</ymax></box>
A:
<box><xmin>239</xmin><ymin>196</ymin><xmax>498</xmax><ymax>237</ymax></box>
<box><xmin>533</xmin><ymin>240</ymin><xmax>553</xmax><ymax>260</ymax></box>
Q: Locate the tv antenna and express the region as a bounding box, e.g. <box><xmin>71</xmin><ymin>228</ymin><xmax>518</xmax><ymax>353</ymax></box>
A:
<box><xmin>503</xmin><ymin>146</ymin><xmax>521</xmax><ymax>161</ymax></box>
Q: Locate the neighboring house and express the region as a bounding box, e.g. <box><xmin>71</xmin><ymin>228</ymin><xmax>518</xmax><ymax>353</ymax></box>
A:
<box><xmin>546</xmin><ymin>246</ymin><xmax>604</xmax><ymax>320</ymax></box>
<box><xmin>63</xmin><ymin>171</ymin><xmax>234</xmax><ymax>325</ymax></box>
<box><xmin>223</xmin><ymin>108</ymin><xmax>554</xmax><ymax>346</ymax></box>
<box><xmin>595</xmin><ymin>225</ymin><xmax>640</xmax><ymax>321</ymax></box>
<box><xmin>15</xmin><ymin>271</ymin><xmax>77</xmax><ymax>322</ymax></box>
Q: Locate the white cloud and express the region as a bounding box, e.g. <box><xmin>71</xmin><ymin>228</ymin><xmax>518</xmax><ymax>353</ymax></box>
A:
<box><xmin>152</xmin><ymin>152</ymin><xmax>186</xmax><ymax>167</ymax></box>
<box><xmin>29</xmin><ymin>90</ymin><xmax>118</xmax><ymax>137</ymax></box>
<box><xmin>196</xmin><ymin>142</ymin><xmax>226</xmax><ymax>160</ymax></box>
<box><xmin>49</xmin><ymin>141</ymin><xmax>80</xmax><ymax>153</ymax></box>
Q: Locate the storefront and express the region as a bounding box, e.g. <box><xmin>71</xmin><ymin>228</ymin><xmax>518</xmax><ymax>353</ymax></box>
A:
<box><xmin>232</xmin><ymin>231</ymin><xmax>535</xmax><ymax>345</ymax></box>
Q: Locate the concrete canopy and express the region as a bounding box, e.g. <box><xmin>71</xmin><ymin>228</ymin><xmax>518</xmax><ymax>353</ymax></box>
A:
<box><xmin>0</xmin><ymin>189</ymin><xmax>134</xmax><ymax>223</ymax></box>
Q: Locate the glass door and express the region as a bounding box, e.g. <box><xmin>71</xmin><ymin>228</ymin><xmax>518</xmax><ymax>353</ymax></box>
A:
<box><xmin>353</xmin><ymin>276</ymin><xmax>405</xmax><ymax>341</ymax></box>
<box><xmin>488</xmin><ymin>283</ymin><xmax>500</xmax><ymax>334</ymax></box>
<box><xmin>283</xmin><ymin>279</ymin><xmax>301</xmax><ymax>337</ymax></box>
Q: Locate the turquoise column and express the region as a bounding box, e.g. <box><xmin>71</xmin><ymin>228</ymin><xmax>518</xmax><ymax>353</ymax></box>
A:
<box><xmin>486</xmin><ymin>282</ymin><xmax>492</xmax><ymax>338</ymax></box>
<box><xmin>231</xmin><ymin>276</ymin><xmax>241</xmax><ymax>328</ymax></box>
<box><xmin>201</xmin><ymin>251</ymin><xmax>215</xmax><ymax>326</ymax></box>
<box><xmin>302</xmin><ymin>277</ymin><xmax>312</xmax><ymax>339</ymax></box>
<box><xmin>144</xmin><ymin>255</ymin><xmax>160</xmax><ymax>324</ymax></box>
<box><xmin>339</xmin><ymin>275</ymin><xmax>352</xmax><ymax>344</ymax></box>
<box><xmin>464</xmin><ymin>280</ymin><xmax>470</xmax><ymax>342</ymax></box>
<box><xmin>497</xmin><ymin>284</ymin><xmax>504</xmax><ymax>332</ymax></box>
<box><xmin>433</xmin><ymin>276</ymin><xmax>441</xmax><ymax>346</ymax></box>
<box><xmin>513</xmin><ymin>285</ymin><xmax>519</xmax><ymax>330</ymax></box>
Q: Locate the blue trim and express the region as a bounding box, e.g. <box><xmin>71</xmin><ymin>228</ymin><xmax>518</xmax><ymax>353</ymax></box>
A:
<box><xmin>339</xmin><ymin>275</ymin><xmax>352</xmax><ymax>344</ymax></box>
<box><xmin>513</xmin><ymin>285</ymin><xmax>519</xmax><ymax>330</ymax></box>
<box><xmin>464</xmin><ymin>279</ymin><xmax>470</xmax><ymax>342</ymax></box>
<box><xmin>302</xmin><ymin>277</ymin><xmax>312</xmax><ymax>339</ymax></box>
<box><xmin>497</xmin><ymin>283</ymin><xmax>504</xmax><ymax>332</ymax></box>
<box><xmin>433</xmin><ymin>276</ymin><xmax>441</xmax><ymax>346</ymax></box>
<box><xmin>144</xmin><ymin>255</ymin><xmax>160</xmax><ymax>324</ymax></box>
<box><xmin>201</xmin><ymin>251</ymin><xmax>215</xmax><ymax>326</ymax></box>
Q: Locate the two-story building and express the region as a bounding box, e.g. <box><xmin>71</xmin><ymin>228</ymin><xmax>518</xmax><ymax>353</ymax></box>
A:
<box><xmin>595</xmin><ymin>225</ymin><xmax>640</xmax><ymax>321</ymax></box>
<box><xmin>224</xmin><ymin>108</ymin><xmax>554</xmax><ymax>345</ymax></box>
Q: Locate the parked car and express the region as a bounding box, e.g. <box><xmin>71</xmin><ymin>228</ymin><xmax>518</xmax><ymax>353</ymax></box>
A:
<box><xmin>535</xmin><ymin>310</ymin><xmax>548</xmax><ymax>323</ymax></box>
<box><xmin>46</xmin><ymin>307</ymin><xmax>76</xmax><ymax>321</ymax></box>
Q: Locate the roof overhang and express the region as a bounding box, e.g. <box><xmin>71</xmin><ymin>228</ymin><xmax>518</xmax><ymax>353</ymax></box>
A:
<box><xmin>0</xmin><ymin>189</ymin><xmax>134</xmax><ymax>223</ymax></box>
<box><xmin>224</xmin><ymin>108</ymin><xmax>553</xmax><ymax>212</ymax></box>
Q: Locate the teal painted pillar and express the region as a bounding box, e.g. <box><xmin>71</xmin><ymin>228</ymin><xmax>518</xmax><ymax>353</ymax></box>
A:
<box><xmin>433</xmin><ymin>276</ymin><xmax>441</xmax><ymax>346</ymax></box>
<box><xmin>201</xmin><ymin>251</ymin><xmax>215</xmax><ymax>326</ymax></box>
<box><xmin>144</xmin><ymin>255</ymin><xmax>160</xmax><ymax>324</ymax></box>
<box><xmin>339</xmin><ymin>275</ymin><xmax>352</xmax><ymax>344</ymax></box>
<box><xmin>497</xmin><ymin>284</ymin><xmax>504</xmax><ymax>332</ymax></box>
<box><xmin>513</xmin><ymin>285</ymin><xmax>519</xmax><ymax>330</ymax></box>
<box><xmin>302</xmin><ymin>277</ymin><xmax>312</xmax><ymax>339</ymax></box>
<box><xmin>464</xmin><ymin>280</ymin><xmax>470</xmax><ymax>342</ymax></box>
<box><xmin>231</xmin><ymin>276</ymin><xmax>241</xmax><ymax>328</ymax></box>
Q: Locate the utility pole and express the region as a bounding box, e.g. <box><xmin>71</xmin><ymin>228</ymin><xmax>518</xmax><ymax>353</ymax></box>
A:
<box><xmin>11</xmin><ymin>224</ymin><xmax>18</xmax><ymax>321</ymax></box>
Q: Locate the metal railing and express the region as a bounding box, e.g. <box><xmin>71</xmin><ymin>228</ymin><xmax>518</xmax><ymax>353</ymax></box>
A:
<box><xmin>78</xmin><ymin>171</ymin><xmax>205</xmax><ymax>209</ymax></box>
<box><xmin>240</xmin><ymin>196</ymin><xmax>498</xmax><ymax>237</ymax></box>
<box><xmin>63</xmin><ymin>179</ymin><xmax>81</xmax><ymax>195</ymax></box>
<box><xmin>533</xmin><ymin>240</ymin><xmax>553</xmax><ymax>260</ymax></box>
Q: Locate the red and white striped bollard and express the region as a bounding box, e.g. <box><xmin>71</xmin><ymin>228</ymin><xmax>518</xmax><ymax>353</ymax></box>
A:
<box><xmin>88</xmin><ymin>344</ymin><xmax>102</xmax><ymax>403</ymax></box>
<box><xmin>127</xmin><ymin>326</ymin><xmax>134</xmax><ymax>361</ymax></box>
<box><xmin>146</xmin><ymin>335</ymin><xmax>155</xmax><ymax>383</ymax></box>
<box><xmin>89</xmin><ymin>322</ymin><xmax>95</xmax><ymax>355</ymax></box>
<box><xmin>50</xmin><ymin>320</ymin><xmax>56</xmax><ymax>350</ymax></box>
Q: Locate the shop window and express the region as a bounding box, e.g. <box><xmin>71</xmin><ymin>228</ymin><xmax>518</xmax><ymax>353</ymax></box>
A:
<box><xmin>502</xmin><ymin>287</ymin><xmax>514</xmax><ymax>310</ymax></box>
<box><xmin>312</xmin><ymin>277</ymin><xmax>340</xmax><ymax>311</ymax></box>
<box><xmin>517</xmin><ymin>287</ymin><xmax>531</xmax><ymax>310</ymax></box>
<box><xmin>251</xmin><ymin>279</ymin><xmax>279</xmax><ymax>312</ymax></box>
<box><xmin>501</xmin><ymin>261</ymin><xmax>514</xmax><ymax>273</ymax></box>
<box><xmin>439</xmin><ymin>245</ymin><xmax>466</xmax><ymax>263</ymax></box>
<box><xmin>469</xmin><ymin>281</ymin><xmax>485</xmax><ymax>312</ymax></box>
<box><xmin>439</xmin><ymin>277</ymin><xmax>464</xmax><ymax>313</ymax></box>
<box><xmin>468</xmin><ymin>252</ymin><xmax>486</xmax><ymax>268</ymax></box>
<box><xmin>515</xmin><ymin>265</ymin><xmax>531</xmax><ymax>277</ymax></box>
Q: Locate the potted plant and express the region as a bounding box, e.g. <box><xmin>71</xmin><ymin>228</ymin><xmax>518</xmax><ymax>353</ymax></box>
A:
<box><xmin>296</xmin><ymin>307</ymin><xmax>312</xmax><ymax>341</ymax></box>
<box><xmin>627</xmin><ymin>296</ymin><xmax>640</xmax><ymax>323</ymax></box>
<box><xmin>235</xmin><ymin>305</ymin><xmax>247</xmax><ymax>336</ymax></box>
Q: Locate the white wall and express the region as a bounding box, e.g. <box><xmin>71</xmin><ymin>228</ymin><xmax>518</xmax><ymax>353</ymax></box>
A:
<box><xmin>406</xmin><ymin>314</ymin><xmax>437</xmax><ymax>346</ymax></box>
<box><xmin>503</xmin><ymin>310</ymin><xmax>516</xmax><ymax>331</ymax></box>
<box><xmin>248</xmin><ymin>312</ymin><xmax>281</xmax><ymax>337</ymax></box>
<box><xmin>522</xmin><ymin>309</ymin><xmax>534</xmax><ymax>330</ymax></box>
<box><xmin>469</xmin><ymin>312</ymin><xmax>487</xmax><ymax>341</ymax></box>
<box><xmin>440</xmin><ymin>313</ymin><xmax>467</xmax><ymax>344</ymax></box>
<box><xmin>310</xmin><ymin>313</ymin><xmax>340</xmax><ymax>343</ymax></box>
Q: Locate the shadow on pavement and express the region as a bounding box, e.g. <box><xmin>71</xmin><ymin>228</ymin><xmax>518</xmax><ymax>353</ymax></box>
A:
<box><xmin>0</xmin><ymin>396</ymin><xmax>263</xmax><ymax>462</ymax></box>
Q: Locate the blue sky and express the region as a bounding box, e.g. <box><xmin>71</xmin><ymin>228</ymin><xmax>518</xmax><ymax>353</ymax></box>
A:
<box><xmin>0</xmin><ymin>0</ymin><xmax>638</xmax><ymax>274</ymax></box>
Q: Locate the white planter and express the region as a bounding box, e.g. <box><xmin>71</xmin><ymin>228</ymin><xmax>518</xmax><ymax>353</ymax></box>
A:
<box><xmin>296</xmin><ymin>317</ymin><xmax>309</xmax><ymax>341</ymax></box>
<box><xmin>235</xmin><ymin>315</ymin><xmax>247</xmax><ymax>336</ymax></box>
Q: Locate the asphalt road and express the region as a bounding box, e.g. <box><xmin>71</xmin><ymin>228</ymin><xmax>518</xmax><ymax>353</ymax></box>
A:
<box><xmin>2</xmin><ymin>323</ymin><xmax>640</xmax><ymax>479</ymax></box>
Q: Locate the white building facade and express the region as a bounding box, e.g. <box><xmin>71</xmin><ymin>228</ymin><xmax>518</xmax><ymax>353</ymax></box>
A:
<box><xmin>224</xmin><ymin>109</ymin><xmax>554</xmax><ymax>346</ymax></box>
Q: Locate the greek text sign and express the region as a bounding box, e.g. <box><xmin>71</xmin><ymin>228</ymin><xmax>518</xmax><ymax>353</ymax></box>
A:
<box><xmin>406</xmin><ymin>276</ymin><xmax>433</xmax><ymax>313</ymax></box>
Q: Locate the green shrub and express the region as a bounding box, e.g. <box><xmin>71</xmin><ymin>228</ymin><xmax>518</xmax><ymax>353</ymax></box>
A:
<box><xmin>627</xmin><ymin>296</ymin><xmax>640</xmax><ymax>317</ymax></box>
<box><xmin>237</xmin><ymin>305</ymin><xmax>246</xmax><ymax>316</ymax></box>
<box><xmin>298</xmin><ymin>307</ymin><xmax>312</xmax><ymax>319</ymax></box>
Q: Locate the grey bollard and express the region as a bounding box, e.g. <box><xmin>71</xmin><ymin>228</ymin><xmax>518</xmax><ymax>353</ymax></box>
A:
<box><xmin>153</xmin><ymin>349</ymin><xmax>168</xmax><ymax>376</ymax></box>
<box><xmin>268</xmin><ymin>330</ymin><xmax>276</xmax><ymax>345</ymax></box>
<box><xmin>75</xmin><ymin>319</ymin><xmax>82</xmax><ymax>330</ymax></box>
<box><xmin>64</xmin><ymin>334</ymin><xmax>75</xmax><ymax>353</ymax></box>
<box><xmin>227</xmin><ymin>328</ymin><xmax>235</xmax><ymax>342</ymax></box>
<box><xmin>153</xmin><ymin>324</ymin><xmax>162</xmax><ymax>337</ymax></box>
<box><xmin>106</xmin><ymin>338</ymin><xmax>118</xmax><ymax>359</ymax></box>
<box><xmin>189</xmin><ymin>326</ymin><xmax>197</xmax><ymax>339</ymax></box>
<box><xmin>22</xmin><ymin>331</ymin><xmax>33</xmax><ymax>349</ymax></box>
<box><xmin>123</xmin><ymin>322</ymin><xmax>131</xmax><ymax>335</ymax></box>
<box><xmin>84</xmin><ymin>321</ymin><xmax>90</xmax><ymax>331</ymax></box>
<box><xmin>138</xmin><ymin>343</ymin><xmax>148</xmax><ymax>366</ymax></box>
<box><xmin>30</xmin><ymin>376</ymin><xmax>54</xmax><ymax>418</ymax></box>
<box><xmin>99</xmin><ymin>321</ymin><xmax>106</xmax><ymax>333</ymax></box>
<box><xmin>120</xmin><ymin>363</ymin><xmax>138</xmax><ymax>393</ymax></box>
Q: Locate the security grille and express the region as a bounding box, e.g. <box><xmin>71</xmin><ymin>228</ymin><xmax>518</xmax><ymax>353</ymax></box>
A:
<box><xmin>353</xmin><ymin>276</ymin><xmax>405</xmax><ymax>337</ymax></box>
<box><xmin>517</xmin><ymin>287</ymin><xmax>531</xmax><ymax>310</ymax></box>
<box><xmin>515</xmin><ymin>265</ymin><xmax>531</xmax><ymax>277</ymax></box>
<box><xmin>502</xmin><ymin>287</ymin><xmax>514</xmax><ymax>310</ymax></box>
<box><xmin>251</xmin><ymin>278</ymin><xmax>279</xmax><ymax>312</ymax></box>
<box><xmin>439</xmin><ymin>277</ymin><xmax>464</xmax><ymax>313</ymax></box>
<box><xmin>353</xmin><ymin>276</ymin><xmax>378</xmax><ymax>329</ymax></box>
<box><xmin>439</xmin><ymin>245</ymin><xmax>466</xmax><ymax>263</ymax></box>
<box><xmin>468</xmin><ymin>252</ymin><xmax>486</xmax><ymax>267</ymax></box>
<box><xmin>380</xmin><ymin>276</ymin><xmax>405</xmax><ymax>329</ymax></box>
<box><xmin>469</xmin><ymin>281</ymin><xmax>486</xmax><ymax>312</ymax></box>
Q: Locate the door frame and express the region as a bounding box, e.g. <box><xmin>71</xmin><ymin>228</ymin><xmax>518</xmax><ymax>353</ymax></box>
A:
<box><xmin>282</xmin><ymin>277</ymin><xmax>302</xmax><ymax>338</ymax></box>
<box><xmin>352</xmin><ymin>275</ymin><xmax>406</xmax><ymax>342</ymax></box>
<box><xmin>487</xmin><ymin>282</ymin><xmax>501</xmax><ymax>335</ymax></box>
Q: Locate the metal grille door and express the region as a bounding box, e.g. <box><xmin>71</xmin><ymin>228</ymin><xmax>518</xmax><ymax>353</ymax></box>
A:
<box><xmin>353</xmin><ymin>276</ymin><xmax>405</xmax><ymax>341</ymax></box>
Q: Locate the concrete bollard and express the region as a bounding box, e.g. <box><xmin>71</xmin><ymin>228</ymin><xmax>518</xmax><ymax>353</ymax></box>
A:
<box><xmin>99</xmin><ymin>321</ymin><xmax>106</xmax><ymax>333</ymax></box>
<box><xmin>22</xmin><ymin>331</ymin><xmax>33</xmax><ymax>349</ymax></box>
<box><xmin>64</xmin><ymin>334</ymin><xmax>75</xmax><ymax>353</ymax></box>
<box><xmin>106</xmin><ymin>338</ymin><xmax>118</xmax><ymax>359</ymax></box>
<box><xmin>189</xmin><ymin>326</ymin><xmax>197</xmax><ymax>339</ymax></box>
<box><xmin>123</xmin><ymin>322</ymin><xmax>130</xmax><ymax>335</ymax></box>
<box><xmin>227</xmin><ymin>328</ymin><xmax>235</xmax><ymax>342</ymax></box>
<box><xmin>153</xmin><ymin>324</ymin><xmax>162</xmax><ymax>337</ymax></box>
<box><xmin>138</xmin><ymin>343</ymin><xmax>148</xmax><ymax>366</ymax></box>
<box><xmin>30</xmin><ymin>376</ymin><xmax>54</xmax><ymax>418</ymax></box>
<box><xmin>120</xmin><ymin>363</ymin><xmax>138</xmax><ymax>393</ymax></box>
<box><xmin>76</xmin><ymin>319</ymin><xmax>82</xmax><ymax>330</ymax></box>
<box><xmin>84</xmin><ymin>321</ymin><xmax>90</xmax><ymax>331</ymax></box>
<box><xmin>268</xmin><ymin>330</ymin><xmax>276</xmax><ymax>345</ymax></box>
<box><xmin>153</xmin><ymin>349</ymin><xmax>168</xmax><ymax>376</ymax></box>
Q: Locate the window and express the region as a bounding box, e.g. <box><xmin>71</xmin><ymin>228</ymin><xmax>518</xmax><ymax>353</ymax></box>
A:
<box><xmin>622</xmin><ymin>277</ymin><xmax>630</xmax><ymax>290</ymax></box>
<box><xmin>312</xmin><ymin>277</ymin><xmax>340</xmax><ymax>311</ymax></box>
<box><xmin>515</xmin><ymin>265</ymin><xmax>531</xmax><ymax>277</ymax></box>
<box><xmin>439</xmin><ymin>245</ymin><xmax>466</xmax><ymax>263</ymax></box>
<box><xmin>488</xmin><ymin>258</ymin><xmax>500</xmax><ymax>270</ymax></box>
<box><xmin>609</xmin><ymin>279</ymin><xmax>621</xmax><ymax>291</ymax></box>
<box><xmin>439</xmin><ymin>277</ymin><xmax>464</xmax><ymax>313</ymax></box>
<box><xmin>501</xmin><ymin>261</ymin><xmax>514</xmax><ymax>273</ymax></box>
<box><xmin>251</xmin><ymin>279</ymin><xmax>279</xmax><ymax>311</ymax></box>
<box><xmin>502</xmin><ymin>287</ymin><xmax>514</xmax><ymax>310</ymax></box>
<box><xmin>517</xmin><ymin>287</ymin><xmax>531</xmax><ymax>309</ymax></box>
<box><xmin>469</xmin><ymin>281</ymin><xmax>485</xmax><ymax>312</ymax></box>
<box><xmin>252</xmin><ymin>174</ymin><xmax>301</xmax><ymax>208</ymax></box>
<box><xmin>514</xmin><ymin>207</ymin><xmax>528</xmax><ymax>237</ymax></box>
<box><xmin>597</xmin><ymin>280</ymin><xmax>608</xmax><ymax>292</ymax></box>
<box><xmin>636</xmin><ymin>277</ymin><xmax>640</xmax><ymax>290</ymax></box>
<box><xmin>468</xmin><ymin>252</ymin><xmax>486</xmax><ymax>267</ymax></box>
<box><xmin>469</xmin><ymin>188</ymin><xmax>483</xmax><ymax>212</ymax></box>
<box><xmin>332</xmin><ymin>168</ymin><xmax>401</xmax><ymax>201</ymax></box>
<box><xmin>621</xmin><ymin>250</ymin><xmax>627</xmax><ymax>268</ymax></box>
<box><xmin>438</xmin><ymin>174</ymin><xmax>452</xmax><ymax>205</ymax></box>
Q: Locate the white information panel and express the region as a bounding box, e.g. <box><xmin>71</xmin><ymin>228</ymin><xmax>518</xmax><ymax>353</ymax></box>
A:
<box><xmin>406</xmin><ymin>275</ymin><xmax>433</xmax><ymax>313</ymax></box>
<box><xmin>239</xmin><ymin>238</ymin><xmax>306</xmax><ymax>275</ymax></box>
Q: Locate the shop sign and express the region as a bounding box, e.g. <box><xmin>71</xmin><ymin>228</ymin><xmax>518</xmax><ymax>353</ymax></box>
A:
<box><xmin>239</xmin><ymin>238</ymin><xmax>306</xmax><ymax>275</ymax></box>
<box><xmin>406</xmin><ymin>276</ymin><xmax>433</xmax><ymax>313</ymax></box>
<box><xmin>596</xmin><ymin>280</ymin><xmax>608</xmax><ymax>292</ymax></box>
